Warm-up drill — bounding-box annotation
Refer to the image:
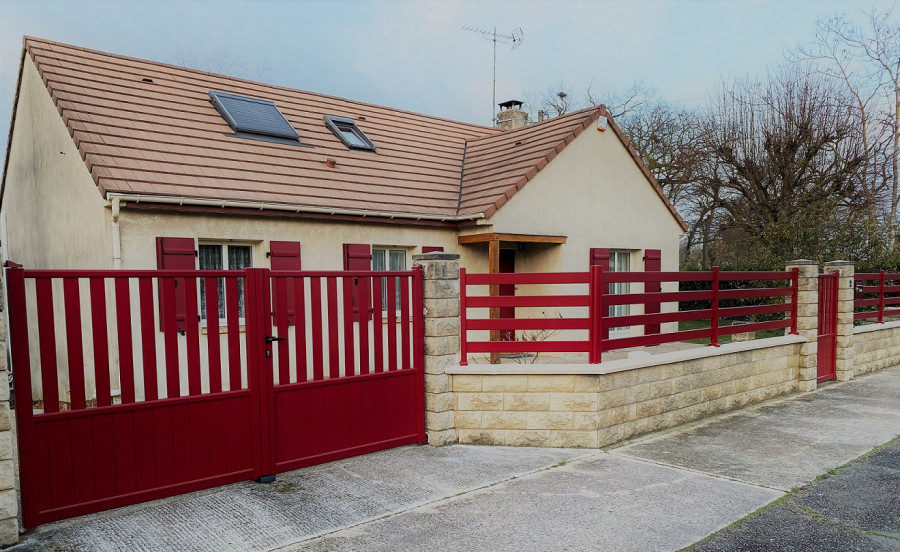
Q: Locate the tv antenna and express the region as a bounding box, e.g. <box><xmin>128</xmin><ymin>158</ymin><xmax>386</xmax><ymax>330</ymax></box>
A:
<box><xmin>462</xmin><ymin>26</ymin><xmax>524</xmax><ymax>124</ymax></box>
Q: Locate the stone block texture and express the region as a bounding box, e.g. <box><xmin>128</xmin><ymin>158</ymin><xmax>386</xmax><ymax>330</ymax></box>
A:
<box><xmin>415</xmin><ymin>254</ymin><xmax>462</xmax><ymax>446</ymax></box>
<box><xmin>0</xmin><ymin>319</ymin><xmax>16</xmax><ymax>545</ymax></box>
<box><xmin>853</xmin><ymin>324</ymin><xmax>900</xmax><ymax>376</ymax></box>
<box><xmin>454</xmin><ymin>342</ymin><xmax>801</xmax><ymax>448</ymax></box>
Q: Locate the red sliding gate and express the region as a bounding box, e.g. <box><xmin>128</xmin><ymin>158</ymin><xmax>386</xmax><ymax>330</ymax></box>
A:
<box><xmin>5</xmin><ymin>265</ymin><xmax>424</xmax><ymax>528</ymax></box>
<box><xmin>817</xmin><ymin>271</ymin><xmax>839</xmax><ymax>383</ymax></box>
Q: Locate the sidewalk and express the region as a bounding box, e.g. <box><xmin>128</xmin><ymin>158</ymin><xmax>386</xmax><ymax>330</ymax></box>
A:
<box><xmin>10</xmin><ymin>366</ymin><xmax>900</xmax><ymax>552</ymax></box>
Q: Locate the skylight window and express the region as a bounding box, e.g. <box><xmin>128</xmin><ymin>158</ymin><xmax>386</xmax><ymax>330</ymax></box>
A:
<box><xmin>209</xmin><ymin>90</ymin><xmax>299</xmax><ymax>141</ymax></box>
<box><xmin>324</xmin><ymin>115</ymin><xmax>376</xmax><ymax>151</ymax></box>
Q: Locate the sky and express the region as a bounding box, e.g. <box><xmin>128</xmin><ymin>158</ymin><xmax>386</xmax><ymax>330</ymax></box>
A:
<box><xmin>0</xmin><ymin>0</ymin><xmax>897</xmax><ymax>164</ymax></box>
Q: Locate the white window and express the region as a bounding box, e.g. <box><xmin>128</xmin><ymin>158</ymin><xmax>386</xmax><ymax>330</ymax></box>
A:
<box><xmin>609</xmin><ymin>250</ymin><xmax>631</xmax><ymax>337</ymax></box>
<box><xmin>372</xmin><ymin>248</ymin><xmax>406</xmax><ymax>310</ymax></box>
<box><xmin>198</xmin><ymin>243</ymin><xmax>252</xmax><ymax>320</ymax></box>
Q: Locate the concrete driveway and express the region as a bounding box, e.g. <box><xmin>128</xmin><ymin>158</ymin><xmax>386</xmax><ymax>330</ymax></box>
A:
<box><xmin>9</xmin><ymin>366</ymin><xmax>900</xmax><ymax>552</ymax></box>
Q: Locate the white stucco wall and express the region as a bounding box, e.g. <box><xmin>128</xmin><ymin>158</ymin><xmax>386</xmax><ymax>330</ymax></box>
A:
<box><xmin>1</xmin><ymin>56</ymin><xmax>112</xmax><ymax>269</ymax></box>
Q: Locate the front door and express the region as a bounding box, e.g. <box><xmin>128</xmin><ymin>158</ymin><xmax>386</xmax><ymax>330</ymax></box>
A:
<box><xmin>499</xmin><ymin>249</ymin><xmax>515</xmax><ymax>341</ymax></box>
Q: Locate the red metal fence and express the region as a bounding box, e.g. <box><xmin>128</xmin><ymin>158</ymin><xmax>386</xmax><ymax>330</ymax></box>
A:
<box><xmin>460</xmin><ymin>266</ymin><xmax>799</xmax><ymax>364</ymax></box>
<box><xmin>854</xmin><ymin>271</ymin><xmax>900</xmax><ymax>323</ymax></box>
<box><xmin>6</xmin><ymin>265</ymin><xmax>424</xmax><ymax>528</ymax></box>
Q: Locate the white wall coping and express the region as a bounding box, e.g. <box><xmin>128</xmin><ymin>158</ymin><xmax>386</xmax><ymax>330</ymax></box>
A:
<box><xmin>853</xmin><ymin>320</ymin><xmax>900</xmax><ymax>335</ymax></box>
<box><xmin>446</xmin><ymin>335</ymin><xmax>808</xmax><ymax>376</ymax></box>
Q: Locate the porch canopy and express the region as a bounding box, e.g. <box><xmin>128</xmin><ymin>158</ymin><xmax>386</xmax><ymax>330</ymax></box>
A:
<box><xmin>457</xmin><ymin>232</ymin><xmax>567</xmax><ymax>273</ymax></box>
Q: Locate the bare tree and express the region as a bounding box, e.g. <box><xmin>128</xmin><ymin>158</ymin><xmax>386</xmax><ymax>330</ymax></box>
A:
<box><xmin>700</xmin><ymin>67</ymin><xmax>869</xmax><ymax>267</ymax></box>
<box><xmin>792</xmin><ymin>8</ymin><xmax>900</xmax><ymax>247</ymax></box>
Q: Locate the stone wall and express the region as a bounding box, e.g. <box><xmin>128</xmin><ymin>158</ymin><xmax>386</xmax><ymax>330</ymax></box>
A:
<box><xmin>0</xmin><ymin>318</ymin><xmax>18</xmax><ymax>544</ymax></box>
<box><xmin>853</xmin><ymin>322</ymin><xmax>900</xmax><ymax>376</ymax></box>
<box><xmin>449</xmin><ymin>337</ymin><xmax>803</xmax><ymax>448</ymax></box>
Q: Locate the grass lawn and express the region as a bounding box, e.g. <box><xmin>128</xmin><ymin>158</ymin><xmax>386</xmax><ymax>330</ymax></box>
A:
<box><xmin>678</xmin><ymin>319</ymin><xmax>785</xmax><ymax>345</ymax></box>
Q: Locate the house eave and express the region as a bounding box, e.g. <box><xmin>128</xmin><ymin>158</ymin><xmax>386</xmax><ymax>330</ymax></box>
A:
<box><xmin>106</xmin><ymin>193</ymin><xmax>487</xmax><ymax>224</ymax></box>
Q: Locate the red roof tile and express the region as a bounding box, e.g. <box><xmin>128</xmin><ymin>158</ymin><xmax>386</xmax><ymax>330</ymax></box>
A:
<box><xmin>7</xmin><ymin>37</ymin><xmax>684</xmax><ymax>229</ymax></box>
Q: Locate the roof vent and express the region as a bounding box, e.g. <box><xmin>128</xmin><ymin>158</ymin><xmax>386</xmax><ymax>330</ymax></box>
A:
<box><xmin>209</xmin><ymin>90</ymin><xmax>299</xmax><ymax>141</ymax></box>
<box><xmin>141</xmin><ymin>77</ymin><xmax>153</xmax><ymax>83</ymax></box>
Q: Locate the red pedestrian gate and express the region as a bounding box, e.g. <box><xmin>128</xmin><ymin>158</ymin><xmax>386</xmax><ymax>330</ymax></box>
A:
<box><xmin>817</xmin><ymin>271</ymin><xmax>839</xmax><ymax>383</ymax></box>
<box><xmin>5</xmin><ymin>265</ymin><xmax>425</xmax><ymax>528</ymax></box>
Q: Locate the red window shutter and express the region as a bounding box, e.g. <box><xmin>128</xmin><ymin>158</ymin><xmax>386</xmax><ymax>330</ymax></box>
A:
<box><xmin>644</xmin><ymin>249</ymin><xmax>662</xmax><ymax>335</ymax></box>
<box><xmin>156</xmin><ymin>237</ymin><xmax>196</xmax><ymax>331</ymax></box>
<box><xmin>343</xmin><ymin>244</ymin><xmax>371</xmax><ymax>321</ymax></box>
<box><xmin>422</xmin><ymin>246</ymin><xmax>444</xmax><ymax>253</ymax></box>
<box><xmin>589</xmin><ymin>248</ymin><xmax>610</xmax><ymax>270</ymax></box>
<box><xmin>270</xmin><ymin>241</ymin><xmax>301</xmax><ymax>324</ymax></box>
<box><xmin>590</xmin><ymin>248</ymin><xmax>611</xmax><ymax>341</ymax></box>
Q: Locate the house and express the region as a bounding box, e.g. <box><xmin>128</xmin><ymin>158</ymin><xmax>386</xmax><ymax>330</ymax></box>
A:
<box><xmin>1</xmin><ymin>37</ymin><xmax>686</xmax><ymax>394</ymax></box>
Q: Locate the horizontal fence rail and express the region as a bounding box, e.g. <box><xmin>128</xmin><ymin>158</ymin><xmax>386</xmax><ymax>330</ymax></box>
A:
<box><xmin>854</xmin><ymin>271</ymin><xmax>900</xmax><ymax>323</ymax></box>
<box><xmin>460</xmin><ymin>266</ymin><xmax>799</xmax><ymax>365</ymax></box>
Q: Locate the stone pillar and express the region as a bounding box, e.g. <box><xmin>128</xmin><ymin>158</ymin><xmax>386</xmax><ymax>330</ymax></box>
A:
<box><xmin>825</xmin><ymin>261</ymin><xmax>855</xmax><ymax>381</ymax></box>
<box><xmin>0</xmin><ymin>310</ymin><xmax>18</xmax><ymax>544</ymax></box>
<box><xmin>412</xmin><ymin>253</ymin><xmax>460</xmax><ymax>446</ymax></box>
<box><xmin>787</xmin><ymin>260</ymin><xmax>819</xmax><ymax>392</ymax></box>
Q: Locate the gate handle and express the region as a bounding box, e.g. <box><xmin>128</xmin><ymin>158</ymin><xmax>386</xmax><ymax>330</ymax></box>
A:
<box><xmin>264</xmin><ymin>335</ymin><xmax>286</xmax><ymax>344</ymax></box>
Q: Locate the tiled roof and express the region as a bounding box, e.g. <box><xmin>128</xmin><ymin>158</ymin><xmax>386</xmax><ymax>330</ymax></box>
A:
<box><xmin>9</xmin><ymin>37</ymin><xmax>685</xmax><ymax>228</ymax></box>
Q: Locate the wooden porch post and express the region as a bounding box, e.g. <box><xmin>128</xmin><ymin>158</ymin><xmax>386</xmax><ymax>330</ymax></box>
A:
<box><xmin>489</xmin><ymin>239</ymin><xmax>500</xmax><ymax>364</ymax></box>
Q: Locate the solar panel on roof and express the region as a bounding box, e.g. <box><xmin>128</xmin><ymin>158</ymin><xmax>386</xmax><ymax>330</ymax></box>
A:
<box><xmin>209</xmin><ymin>90</ymin><xmax>299</xmax><ymax>140</ymax></box>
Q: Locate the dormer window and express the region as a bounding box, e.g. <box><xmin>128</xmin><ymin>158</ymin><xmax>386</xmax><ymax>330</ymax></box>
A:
<box><xmin>209</xmin><ymin>90</ymin><xmax>299</xmax><ymax>142</ymax></box>
<box><xmin>324</xmin><ymin>115</ymin><xmax>376</xmax><ymax>151</ymax></box>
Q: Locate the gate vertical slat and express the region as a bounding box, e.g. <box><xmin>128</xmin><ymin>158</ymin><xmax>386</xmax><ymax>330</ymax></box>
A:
<box><xmin>184</xmin><ymin>276</ymin><xmax>201</xmax><ymax>396</ymax></box>
<box><xmin>386</xmin><ymin>276</ymin><xmax>397</xmax><ymax>371</ymax></box>
<box><xmin>342</xmin><ymin>277</ymin><xmax>356</xmax><ymax>376</ymax></box>
<box><xmin>372</xmin><ymin>277</ymin><xmax>383</xmax><ymax>372</ymax></box>
<box><xmin>160</xmin><ymin>278</ymin><xmax>180</xmax><ymax>399</ymax></box>
<box><xmin>293</xmin><ymin>277</ymin><xmax>307</xmax><ymax>382</ymax></box>
<box><xmin>400</xmin><ymin>276</ymin><xmax>410</xmax><ymax>370</ymax></box>
<box><xmin>6</xmin><ymin>267</ymin><xmax>39</xmax><ymax>528</ymax></box>
<box><xmin>326</xmin><ymin>277</ymin><xmax>340</xmax><ymax>379</ymax></box>
<box><xmin>114</xmin><ymin>278</ymin><xmax>135</xmax><ymax>404</ymax></box>
<box><xmin>310</xmin><ymin>277</ymin><xmax>324</xmax><ymax>381</ymax></box>
<box><xmin>244</xmin><ymin>268</ymin><xmax>275</xmax><ymax>479</ymax></box>
<box><xmin>138</xmin><ymin>277</ymin><xmax>158</xmax><ymax>401</ymax></box>
<box><xmin>358</xmin><ymin>276</ymin><xmax>370</xmax><ymax>375</ymax></box>
<box><xmin>89</xmin><ymin>277</ymin><xmax>111</xmax><ymax>407</ymax></box>
<box><xmin>412</xmin><ymin>265</ymin><xmax>426</xmax><ymax>441</ymax></box>
<box><xmin>63</xmin><ymin>278</ymin><xmax>86</xmax><ymax>410</ymax></box>
<box><xmin>225</xmin><ymin>277</ymin><xmax>241</xmax><ymax>390</ymax></box>
<box><xmin>35</xmin><ymin>278</ymin><xmax>60</xmax><ymax>412</ymax></box>
<box><xmin>205</xmin><ymin>277</ymin><xmax>222</xmax><ymax>393</ymax></box>
<box><xmin>274</xmin><ymin>277</ymin><xmax>290</xmax><ymax>384</ymax></box>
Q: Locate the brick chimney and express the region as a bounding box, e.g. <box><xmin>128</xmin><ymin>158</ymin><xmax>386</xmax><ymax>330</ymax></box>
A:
<box><xmin>496</xmin><ymin>100</ymin><xmax>529</xmax><ymax>130</ymax></box>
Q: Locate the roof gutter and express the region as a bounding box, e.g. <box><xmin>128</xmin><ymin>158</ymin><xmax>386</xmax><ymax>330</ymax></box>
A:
<box><xmin>106</xmin><ymin>193</ymin><xmax>486</xmax><ymax>223</ymax></box>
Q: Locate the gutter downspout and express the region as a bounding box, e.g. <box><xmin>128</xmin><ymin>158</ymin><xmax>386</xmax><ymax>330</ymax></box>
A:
<box><xmin>111</xmin><ymin>197</ymin><xmax>122</xmax><ymax>269</ymax></box>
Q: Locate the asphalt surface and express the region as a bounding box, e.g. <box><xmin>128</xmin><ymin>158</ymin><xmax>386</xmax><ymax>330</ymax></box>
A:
<box><xmin>8</xmin><ymin>366</ymin><xmax>900</xmax><ymax>552</ymax></box>
<box><xmin>690</xmin><ymin>439</ymin><xmax>900</xmax><ymax>552</ymax></box>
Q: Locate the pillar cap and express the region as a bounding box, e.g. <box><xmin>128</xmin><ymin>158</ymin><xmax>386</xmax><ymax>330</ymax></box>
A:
<box><xmin>824</xmin><ymin>260</ymin><xmax>854</xmax><ymax>267</ymax></box>
<box><xmin>786</xmin><ymin>259</ymin><xmax>818</xmax><ymax>266</ymax></box>
<box><xmin>412</xmin><ymin>253</ymin><xmax>460</xmax><ymax>261</ymax></box>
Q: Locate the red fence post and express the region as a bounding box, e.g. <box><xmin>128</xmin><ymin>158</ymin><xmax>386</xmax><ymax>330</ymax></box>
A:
<box><xmin>877</xmin><ymin>269</ymin><xmax>885</xmax><ymax>324</ymax></box>
<box><xmin>6</xmin><ymin>266</ymin><xmax>38</xmax><ymax>528</ymax></box>
<box><xmin>710</xmin><ymin>266</ymin><xmax>720</xmax><ymax>347</ymax></box>
<box><xmin>589</xmin><ymin>265</ymin><xmax>601</xmax><ymax>364</ymax></box>
<box><xmin>459</xmin><ymin>268</ymin><xmax>468</xmax><ymax>366</ymax></box>
<box><xmin>790</xmin><ymin>267</ymin><xmax>799</xmax><ymax>335</ymax></box>
<box><xmin>244</xmin><ymin>268</ymin><xmax>275</xmax><ymax>481</ymax></box>
<box><xmin>411</xmin><ymin>265</ymin><xmax>426</xmax><ymax>442</ymax></box>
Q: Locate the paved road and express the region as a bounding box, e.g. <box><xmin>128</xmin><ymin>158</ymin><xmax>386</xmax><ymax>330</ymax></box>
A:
<box><xmin>690</xmin><ymin>439</ymin><xmax>900</xmax><ymax>551</ymax></box>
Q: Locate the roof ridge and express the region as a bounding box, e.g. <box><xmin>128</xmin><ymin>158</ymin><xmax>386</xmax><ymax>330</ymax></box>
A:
<box><xmin>22</xmin><ymin>36</ymin><xmax>500</xmax><ymax>135</ymax></box>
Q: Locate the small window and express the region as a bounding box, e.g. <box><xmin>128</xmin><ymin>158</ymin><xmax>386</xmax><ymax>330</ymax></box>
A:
<box><xmin>608</xmin><ymin>250</ymin><xmax>631</xmax><ymax>337</ymax></box>
<box><xmin>372</xmin><ymin>248</ymin><xmax>406</xmax><ymax>310</ymax></box>
<box><xmin>199</xmin><ymin>243</ymin><xmax>252</xmax><ymax>320</ymax></box>
<box><xmin>324</xmin><ymin>115</ymin><xmax>376</xmax><ymax>151</ymax></box>
<box><xmin>209</xmin><ymin>90</ymin><xmax>299</xmax><ymax>141</ymax></box>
